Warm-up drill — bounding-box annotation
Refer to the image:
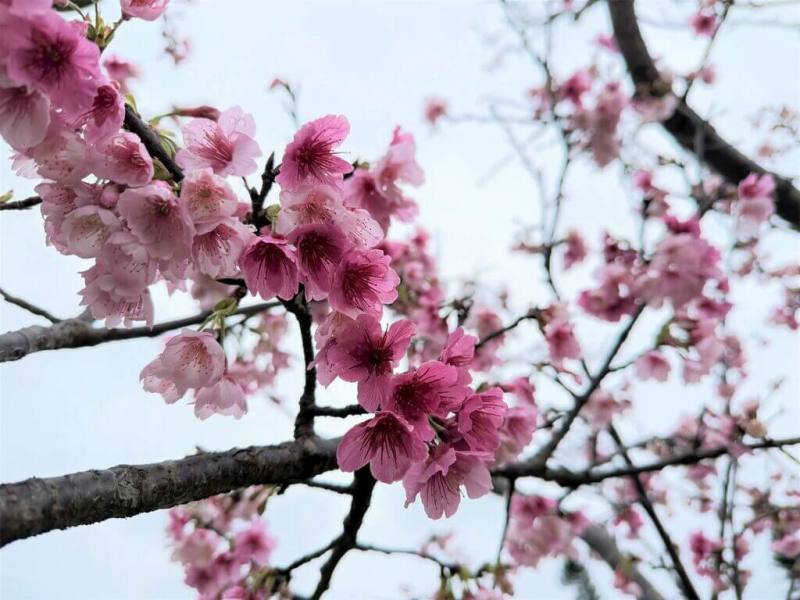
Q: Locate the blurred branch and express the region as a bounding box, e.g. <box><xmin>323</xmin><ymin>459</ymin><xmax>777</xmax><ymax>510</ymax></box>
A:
<box><xmin>0</xmin><ymin>301</ymin><xmax>280</xmax><ymax>363</ymax></box>
<box><xmin>608</xmin><ymin>0</ymin><xmax>800</xmax><ymax>230</ymax></box>
<box><xmin>0</xmin><ymin>287</ymin><xmax>61</xmax><ymax>323</ymax></box>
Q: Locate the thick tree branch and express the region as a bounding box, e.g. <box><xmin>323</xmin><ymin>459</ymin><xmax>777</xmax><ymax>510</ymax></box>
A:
<box><xmin>310</xmin><ymin>469</ymin><xmax>375</xmax><ymax>600</ymax></box>
<box><xmin>123</xmin><ymin>104</ymin><xmax>184</xmax><ymax>182</ymax></box>
<box><xmin>0</xmin><ymin>437</ymin><xmax>339</xmax><ymax>547</ymax></box>
<box><xmin>608</xmin><ymin>0</ymin><xmax>800</xmax><ymax>230</ymax></box>
<box><xmin>0</xmin><ymin>301</ymin><xmax>279</xmax><ymax>363</ymax></box>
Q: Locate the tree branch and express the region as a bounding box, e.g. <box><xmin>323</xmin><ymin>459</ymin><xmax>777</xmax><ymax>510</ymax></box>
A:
<box><xmin>0</xmin><ymin>286</ymin><xmax>61</xmax><ymax>323</ymax></box>
<box><xmin>0</xmin><ymin>196</ymin><xmax>42</xmax><ymax>212</ymax></box>
<box><xmin>310</xmin><ymin>469</ymin><xmax>376</xmax><ymax>600</ymax></box>
<box><xmin>0</xmin><ymin>437</ymin><xmax>339</xmax><ymax>546</ymax></box>
<box><xmin>608</xmin><ymin>425</ymin><xmax>700</xmax><ymax>600</ymax></box>
<box><xmin>281</xmin><ymin>294</ymin><xmax>318</xmax><ymax>439</ymax></box>
<box><xmin>0</xmin><ymin>302</ymin><xmax>279</xmax><ymax>363</ymax></box>
<box><xmin>608</xmin><ymin>0</ymin><xmax>800</xmax><ymax>230</ymax></box>
<box><xmin>123</xmin><ymin>104</ymin><xmax>184</xmax><ymax>182</ymax></box>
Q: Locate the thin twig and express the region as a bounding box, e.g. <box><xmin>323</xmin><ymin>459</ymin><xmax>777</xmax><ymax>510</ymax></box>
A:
<box><xmin>0</xmin><ymin>287</ymin><xmax>61</xmax><ymax>323</ymax></box>
<box><xmin>0</xmin><ymin>197</ymin><xmax>42</xmax><ymax>212</ymax></box>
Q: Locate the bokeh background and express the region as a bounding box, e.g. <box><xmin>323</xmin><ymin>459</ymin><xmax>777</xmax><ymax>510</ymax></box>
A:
<box><xmin>1</xmin><ymin>1</ymin><xmax>798</xmax><ymax>598</ymax></box>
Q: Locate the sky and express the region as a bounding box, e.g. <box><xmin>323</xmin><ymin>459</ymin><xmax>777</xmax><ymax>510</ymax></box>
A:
<box><xmin>1</xmin><ymin>1</ymin><xmax>799</xmax><ymax>599</ymax></box>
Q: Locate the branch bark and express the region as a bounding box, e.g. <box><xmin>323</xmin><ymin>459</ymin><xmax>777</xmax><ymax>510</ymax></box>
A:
<box><xmin>0</xmin><ymin>301</ymin><xmax>279</xmax><ymax>363</ymax></box>
<box><xmin>608</xmin><ymin>0</ymin><xmax>800</xmax><ymax>230</ymax></box>
<box><xmin>0</xmin><ymin>196</ymin><xmax>42</xmax><ymax>212</ymax></box>
<box><xmin>123</xmin><ymin>104</ymin><xmax>184</xmax><ymax>182</ymax></box>
<box><xmin>0</xmin><ymin>437</ymin><xmax>338</xmax><ymax>546</ymax></box>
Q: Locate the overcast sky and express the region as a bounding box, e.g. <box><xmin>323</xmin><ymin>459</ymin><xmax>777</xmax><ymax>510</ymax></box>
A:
<box><xmin>1</xmin><ymin>1</ymin><xmax>798</xmax><ymax>598</ymax></box>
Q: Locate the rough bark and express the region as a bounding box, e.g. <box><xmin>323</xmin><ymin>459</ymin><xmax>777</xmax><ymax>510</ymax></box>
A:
<box><xmin>0</xmin><ymin>437</ymin><xmax>338</xmax><ymax>546</ymax></box>
<box><xmin>608</xmin><ymin>0</ymin><xmax>800</xmax><ymax>230</ymax></box>
<box><xmin>0</xmin><ymin>302</ymin><xmax>278</xmax><ymax>363</ymax></box>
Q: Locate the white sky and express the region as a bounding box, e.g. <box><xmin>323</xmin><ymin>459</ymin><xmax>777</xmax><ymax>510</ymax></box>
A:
<box><xmin>1</xmin><ymin>1</ymin><xmax>799</xmax><ymax>599</ymax></box>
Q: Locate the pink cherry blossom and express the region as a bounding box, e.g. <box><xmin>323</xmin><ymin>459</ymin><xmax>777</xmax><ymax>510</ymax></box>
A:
<box><xmin>558</xmin><ymin>69</ymin><xmax>593</xmax><ymax>107</ymax></box>
<box><xmin>180</xmin><ymin>168</ymin><xmax>240</xmax><ymax>226</ymax></box>
<box><xmin>736</xmin><ymin>173</ymin><xmax>775</xmax><ymax>229</ymax></box>
<box><xmin>456</xmin><ymin>387</ymin><xmax>507</xmax><ymax>452</ymax></box>
<box><xmin>544</xmin><ymin>318</ymin><xmax>581</xmax><ymax>365</ymax></box>
<box><xmin>562</xmin><ymin>229</ymin><xmax>587</xmax><ymax>269</ymax></box>
<box><xmin>25</xmin><ymin>117</ymin><xmax>90</xmax><ymax>182</ymax></box>
<box><xmin>286</xmin><ymin>223</ymin><xmax>352</xmax><ymax>300</ymax></box>
<box><xmin>343</xmin><ymin>168</ymin><xmax>418</xmax><ymax>232</ymax></box>
<box><xmin>276</xmin><ymin>185</ymin><xmax>383</xmax><ymax>248</ymax></box>
<box><xmin>383</xmin><ymin>361</ymin><xmax>465</xmax><ymax>440</ymax></box>
<box><xmin>192</xmin><ymin>219</ymin><xmax>250</xmax><ymax>278</ymax></box>
<box><xmin>0</xmin><ymin>75</ymin><xmax>50</xmax><ymax>149</ymax></box>
<box><xmin>336</xmin><ymin>411</ymin><xmax>428</xmax><ymax>483</ymax></box>
<box><xmin>438</xmin><ymin>327</ymin><xmax>476</xmax><ymax>384</ymax></box>
<box><xmin>91</xmin><ymin>131</ymin><xmax>154</xmax><ymax>187</ymax></box>
<box><xmin>60</xmin><ymin>204</ymin><xmax>121</xmax><ymax>258</ymax></box>
<box><xmin>495</xmin><ymin>405</ymin><xmax>537</xmax><ymax>464</ymax></box>
<box><xmin>194</xmin><ymin>374</ymin><xmax>247</xmax><ymax>420</ymax></box>
<box><xmin>176</xmin><ymin>106</ymin><xmax>261</xmax><ymax>177</ymax></box>
<box><xmin>102</xmin><ymin>54</ymin><xmax>139</xmax><ymax>94</ymax></box>
<box><xmin>96</xmin><ymin>230</ymin><xmax>158</xmax><ymax>297</ymax></box>
<box><xmin>232</xmin><ymin>521</ymin><xmax>274</xmax><ymax>566</ymax></box>
<box><xmin>579</xmin><ymin>263</ymin><xmax>639</xmax><ymax>321</ymax></box>
<box><xmin>325</xmin><ymin>315</ymin><xmax>415</xmax><ymax>411</ymax></box>
<box><xmin>276</xmin><ymin>114</ymin><xmax>352</xmax><ymax>190</ymax></box>
<box><xmin>140</xmin><ymin>329</ymin><xmax>226</xmax><ymax>401</ymax></box>
<box><xmin>120</xmin><ymin>0</ymin><xmax>169</xmax><ymax>21</ymax></box>
<box><xmin>373</xmin><ymin>127</ymin><xmax>425</xmax><ymax>204</ymax></box>
<box><xmin>117</xmin><ymin>181</ymin><xmax>195</xmax><ymax>261</ymax></box>
<box><xmin>328</xmin><ymin>247</ymin><xmax>399</xmax><ymax>318</ymax></box>
<box><xmin>239</xmin><ymin>233</ymin><xmax>299</xmax><ymax>301</ymax></box>
<box><xmin>4</xmin><ymin>11</ymin><xmax>102</xmax><ymax>116</ymax></box>
<box><xmin>403</xmin><ymin>446</ymin><xmax>491</xmax><ymax>519</ymax></box>
<box><xmin>79</xmin><ymin>263</ymin><xmax>154</xmax><ymax>327</ymax></box>
<box><xmin>78</xmin><ymin>83</ymin><xmax>124</xmax><ymax>142</ymax></box>
<box><xmin>424</xmin><ymin>97</ymin><xmax>448</xmax><ymax>126</ymax></box>
<box><xmin>635</xmin><ymin>350</ymin><xmax>671</xmax><ymax>382</ymax></box>
<box><xmin>690</xmin><ymin>11</ymin><xmax>717</xmax><ymax>37</ymax></box>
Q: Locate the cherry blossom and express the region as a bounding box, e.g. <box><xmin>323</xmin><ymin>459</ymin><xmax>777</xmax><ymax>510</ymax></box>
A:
<box><xmin>275</xmin><ymin>114</ymin><xmax>352</xmax><ymax>190</ymax></box>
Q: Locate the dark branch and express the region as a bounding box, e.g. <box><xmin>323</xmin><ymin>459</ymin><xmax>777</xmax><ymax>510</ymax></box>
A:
<box><xmin>608</xmin><ymin>0</ymin><xmax>800</xmax><ymax>230</ymax></box>
<box><xmin>310</xmin><ymin>469</ymin><xmax>375</xmax><ymax>600</ymax></box>
<box><xmin>123</xmin><ymin>104</ymin><xmax>184</xmax><ymax>182</ymax></box>
<box><xmin>0</xmin><ymin>301</ymin><xmax>279</xmax><ymax>363</ymax></box>
<box><xmin>311</xmin><ymin>405</ymin><xmax>367</xmax><ymax>418</ymax></box>
<box><xmin>608</xmin><ymin>425</ymin><xmax>700</xmax><ymax>600</ymax></box>
<box><xmin>0</xmin><ymin>286</ymin><xmax>61</xmax><ymax>323</ymax></box>
<box><xmin>475</xmin><ymin>308</ymin><xmax>540</xmax><ymax>350</ymax></box>
<box><xmin>281</xmin><ymin>294</ymin><xmax>317</xmax><ymax>439</ymax></box>
<box><xmin>0</xmin><ymin>196</ymin><xmax>42</xmax><ymax>212</ymax></box>
<box><xmin>0</xmin><ymin>437</ymin><xmax>339</xmax><ymax>547</ymax></box>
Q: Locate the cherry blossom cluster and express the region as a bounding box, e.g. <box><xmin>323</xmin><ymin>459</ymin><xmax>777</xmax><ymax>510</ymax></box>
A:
<box><xmin>167</xmin><ymin>487</ymin><xmax>279</xmax><ymax>600</ymax></box>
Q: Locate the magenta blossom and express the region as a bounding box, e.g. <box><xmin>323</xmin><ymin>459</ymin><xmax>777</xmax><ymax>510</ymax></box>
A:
<box><xmin>690</xmin><ymin>11</ymin><xmax>717</xmax><ymax>37</ymax></box>
<box><xmin>91</xmin><ymin>131</ymin><xmax>154</xmax><ymax>187</ymax></box>
<box><xmin>438</xmin><ymin>327</ymin><xmax>477</xmax><ymax>384</ymax></box>
<box><xmin>232</xmin><ymin>521</ymin><xmax>274</xmax><ymax>566</ymax></box>
<box><xmin>634</xmin><ymin>350</ymin><xmax>671</xmax><ymax>382</ymax></box>
<box><xmin>736</xmin><ymin>173</ymin><xmax>775</xmax><ymax>229</ymax></box>
<box><xmin>495</xmin><ymin>405</ymin><xmax>537</xmax><ymax>464</ymax></box>
<box><xmin>117</xmin><ymin>181</ymin><xmax>195</xmax><ymax>261</ymax></box>
<box><xmin>336</xmin><ymin>411</ymin><xmax>428</xmax><ymax>483</ymax></box>
<box><xmin>325</xmin><ymin>315</ymin><xmax>416</xmax><ymax>411</ymax></box>
<box><xmin>456</xmin><ymin>387</ymin><xmax>508</xmax><ymax>453</ymax></box>
<box><xmin>544</xmin><ymin>318</ymin><xmax>581</xmax><ymax>365</ymax></box>
<box><xmin>239</xmin><ymin>233</ymin><xmax>299</xmax><ymax>301</ymax></box>
<box><xmin>276</xmin><ymin>114</ymin><xmax>352</xmax><ymax>190</ymax></box>
<box><xmin>121</xmin><ymin>0</ymin><xmax>169</xmax><ymax>21</ymax></box>
<box><xmin>140</xmin><ymin>329</ymin><xmax>226</xmax><ymax>401</ymax></box>
<box><xmin>403</xmin><ymin>446</ymin><xmax>492</xmax><ymax>519</ymax></box>
<box><xmin>60</xmin><ymin>204</ymin><xmax>121</xmax><ymax>258</ymax></box>
<box><xmin>383</xmin><ymin>361</ymin><xmax>465</xmax><ymax>441</ymax></box>
<box><xmin>79</xmin><ymin>83</ymin><xmax>125</xmax><ymax>143</ymax></box>
<box><xmin>373</xmin><ymin>127</ymin><xmax>425</xmax><ymax>204</ymax></box>
<box><xmin>287</xmin><ymin>223</ymin><xmax>352</xmax><ymax>301</ymax></box>
<box><xmin>328</xmin><ymin>247</ymin><xmax>399</xmax><ymax>318</ymax></box>
<box><xmin>5</xmin><ymin>11</ymin><xmax>102</xmax><ymax>116</ymax></box>
<box><xmin>176</xmin><ymin>106</ymin><xmax>261</xmax><ymax>177</ymax></box>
